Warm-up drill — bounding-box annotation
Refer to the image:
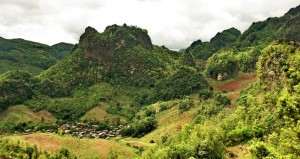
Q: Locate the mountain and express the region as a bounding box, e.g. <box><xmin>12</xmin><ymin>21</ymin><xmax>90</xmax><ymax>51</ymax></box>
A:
<box><xmin>236</xmin><ymin>5</ymin><xmax>300</xmax><ymax>49</ymax></box>
<box><xmin>186</xmin><ymin>27</ymin><xmax>241</xmax><ymax>60</ymax></box>
<box><xmin>187</xmin><ymin>4</ymin><xmax>300</xmax><ymax>61</ymax></box>
<box><xmin>188</xmin><ymin>5</ymin><xmax>300</xmax><ymax>81</ymax></box>
<box><xmin>0</xmin><ymin>37</ymin><xmax>74</xmax><ymax>74</ymax></box>
<box><xmin>49</xmin><ymin>42</ymin><xmax>74</xmax><ymax>60</ymax></box>
<box><xmin>142</xmin><ymin>40</ymin><xmax>300</xmax><ymax>158</ymax></box>
<box><xmin>0</xmin><ymin>24</ymin><xmax>209</xmax><ymax>121</ymax></box>
<box><xmin>1</xmin><ymin>4</ymin><xmax>300</xmax><ymax>159</ymax></box>
<box><xmin>40</xmin><ymin>24</ymin><xmax>208</xmax><ymax>98</ymax></box>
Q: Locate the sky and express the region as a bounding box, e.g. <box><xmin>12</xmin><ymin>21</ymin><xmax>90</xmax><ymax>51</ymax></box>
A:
<box><xmin>0</xmin><ymin>0</ymin><xmax>299</xmax><ymax>50</ymax></box>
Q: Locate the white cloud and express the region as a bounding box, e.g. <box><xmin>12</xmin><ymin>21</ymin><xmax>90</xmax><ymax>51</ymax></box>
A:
<box><xmin>0</xmin><ymin>0</ymin><xmax>299</xmax><ymax>49</ymax></box>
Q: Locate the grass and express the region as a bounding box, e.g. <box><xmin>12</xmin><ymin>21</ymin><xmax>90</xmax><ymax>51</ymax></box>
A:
<box><xmin>206</xmin><ymin>73</ymin><xmax>257</xmax><ymax>159</ymax></box>
<box><xmin>3</xmin><ymin>133</ymin><xmax>138</xmax><ymax>159</ymax></box>
<box><xmin>124</xmin><ymin>97</ymin><xmax>199</xmax><ymax>146</ymax></box>
<box><xmin>81</xmin><ymin>102</ymin><xmax>112</xmax><ymax>121</ymax></box>
<box><xmin>0</xmin><ymin>105</ymin><xmax>56</xmax><ymax>126</ymax></box>
<box><xmin>80</xmin><ymin>102</ymin><xmax>127</xmax><ymax>124</ymax></box>
<box><xmin>0</xmin><ymin>73</ymin><xmax>259</xmax><ymax>158</ymax></box>
<box><xmin>142</xmin><ymin>107</ymin><xmax>197</xmax><ymax>142</ymax></box>
<box><xmin>122</xmin><ymin>78</ymin><xmax>255</xmax><ymax>149</ymax></box>
<box><xmin>226</xmin><ymin>144</ymin><xmax>251</xmax><ymax>159</ymax></box>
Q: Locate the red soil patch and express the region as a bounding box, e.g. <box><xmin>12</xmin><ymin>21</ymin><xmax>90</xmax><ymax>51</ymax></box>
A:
<box><xmin>22</xmin><ymin>134</ymin><xmax>61</xmax><ymax>152</ymax></box>
<box><xmin>216</xmin><ymin>74</ymin><xmax>257</xmax><ymax>92</ymax></box>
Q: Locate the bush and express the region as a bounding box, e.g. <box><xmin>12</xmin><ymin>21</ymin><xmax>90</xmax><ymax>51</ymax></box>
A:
<box><xmin>205</xmin><ymin>51</ymin><xmax>239</xmax><ymax>80</ymax></box>
<box><xmin>197</xmin><ymin>92</ymin><xmax>230</xmax><ymax>117</ymax></box>
<box><xmin>250</xmin><ymin>142</ymin><xmax>270</xmax><ymax>159</ymax></box>
<box><xmin>215</xmin><ymin>93</ymin><xmax>231</xmax><ymax>106</ymax></box>
<box><xmin>0</xmin><ymin>71</ymin><xmax>35</xmax><ymax>110</ymax></box>
<box><xmin>179</xmin><ymin>96</ymin><xmax>194</xmax><ymax>113</ymax></box>
<box><xmin>199</xmin><ymin>89</ymin><xmax>213</xmax><ymax>100</ymax></box>
<box><xmin>120</xmin><ymin>117</ymin><xmax>157</xmax><ymax>137</ymax></box>
<box><xmin>156</xmin><ymin>67</ymin><xmax>209</xmax><ymax>101</ymax></box>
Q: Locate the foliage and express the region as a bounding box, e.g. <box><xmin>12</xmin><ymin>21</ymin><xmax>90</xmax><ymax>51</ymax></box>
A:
<box><xmin>40</xmin><ymin>24</ymin><xmax>208</xmax><ymax>102</ymax></box>
<box><xmin>0</xmin><ymin>71</ymin><xmax>35</xmax><ymax>110</ymax></box>
<box><xmin>0</xmin><ymin>139</ymin><xmax>75</xmax><ymax>159</ymax></box>
<box><xmin>250</xmin><ymin>121</ymin><xmax>300</xmax><ymax>158</ymax></box>
<box><xmin>142</xmin><ymin>124</ymin><xmax>225</xmax><ymax>159</ymax></box>
<box><xmin>155</xmin><ymin>67</ymin><xmax>209</xmax><ymax>100</ymax></box>
<box><xmin>205</xmin><ymin>51</ymin><xmax>239</xmax><ymax>80</ymax></box>
<box><xmin>237</xmin><ymin>47</ymin><xmax>261</xmax><ymax>73</ymax></box>
<box><xmin>236</xmin><ymin>5</ymin><xmax>300</xmax><ymax>49</ymax></box>
<box><xmin>197</xmin><ymin>92</ymin><xmax>230</xmax><ymax>117</ymax></box>
<box><xmin>198</xmin><ymin>89</ymin><xmax>213</xmax><ymax>101</ymax></box>
<box><xmin>186</xmin><ymin>28</ymin><xmax>241</xmax><ymax>60</ymax></box>
<box><xmin>45</xmin><ymin>83</ymin><xmax>112</xmax><ymax>121</ymax></box>
<box><xmin>219</xmin><ymin>41</ymin><xmax>300</xmax><ymax>158</ymax></box>
<box><xmin>178</xmin><ymin>96</ymin><xmax>194</xmax><ymax>113</ymax></box>
<box><xmin>133</xmin><ymin>88</ymin><xmax>156</xmax><ymax>106</ymax></box>
<box><xmin>120</xmin><ymin>117</ymin><xmax>157</xmax><ymax>137</ymax></box>
<box><xmin>38</xmin><ymin>48</ymin><xmax>104</xmax><ymax>97</ymax></box>
<box><xmin>0</xmin><ymin>37</ymin><xmax>73</xmax><ymax>74</ymax></box>
<box><xmin>50</xmin><ymin>42</ymin><xmax>74</xmax><ymax>60</ymax></box>
<box><xmin>1</xmin><ymin>7</ymin><xmax>300</xmax><ymax>158</ymax></box>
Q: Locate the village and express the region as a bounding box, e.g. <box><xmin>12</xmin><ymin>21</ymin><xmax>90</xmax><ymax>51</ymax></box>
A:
<box><xmin>1</xmin><ymin>121</ymin><xmax>125</xmax><ymax>140</ymax></box>
<box><xmin>58</xmin><ymin>123</ymin><xmax>124</xmax><ymax>139</ymax></box>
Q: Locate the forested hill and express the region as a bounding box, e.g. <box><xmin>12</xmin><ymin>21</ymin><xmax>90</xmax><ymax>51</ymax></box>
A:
<box><xmin>235</xmin><ymin>4</ymin><xmax>300</xmax><ymax>49</ymax></box>
<box><xmin>186</xmin><ymin>27</ymin><xmax>241</xmax><ymax>60</ymax></box>
<box><xmin>187</xmin><ymin>4</ymin><xmax>300</xmax><ymax>60</ymax></box>
<box><xmin>0</xmin><ymin>24</ymin><xmax>209</xmax><ymax>122</ymax></box>
<box><xmin>40</xmin><ymin>24</ymin><xmax>209</xmax><ymax>97</ymax></box>
<box><xmin>0</xmin><ymin>37</ymin><xmax>74</xmax><ymax>74</ymax></box>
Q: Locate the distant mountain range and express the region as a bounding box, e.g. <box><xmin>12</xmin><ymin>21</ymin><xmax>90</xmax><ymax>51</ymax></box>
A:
<box><xmin>0</xmin><ymin>37</ymin><xmax>73</xmax><ymax>74</ymax></box>
<box><xmin>187</xmin><ymin>4</ymin><xmax>300</xmax><ymax>60</ymax></box>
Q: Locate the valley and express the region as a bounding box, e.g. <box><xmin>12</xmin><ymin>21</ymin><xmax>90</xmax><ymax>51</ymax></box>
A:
<box><xmin>0</xmin><ymin>4</ymin><xmax>300</xmax><ymax>159</ymax></box>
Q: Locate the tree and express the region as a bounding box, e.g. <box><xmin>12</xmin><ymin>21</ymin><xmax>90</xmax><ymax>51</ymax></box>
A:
<box><xmin>205</xmin><ymin>51</ymin><xmax>239</xmax><ymax>80</ymax></box>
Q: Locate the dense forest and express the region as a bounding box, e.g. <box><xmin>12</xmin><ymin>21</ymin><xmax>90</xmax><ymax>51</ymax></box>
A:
<box><xmin>0</xmin><ymin>37</ymin><xmax>74</xmax><ymax>74</ymax></box>
<box><xmin>0</xmin><ymin>4</ymin><xmax>300</xmax><ymax>159</ymax></box>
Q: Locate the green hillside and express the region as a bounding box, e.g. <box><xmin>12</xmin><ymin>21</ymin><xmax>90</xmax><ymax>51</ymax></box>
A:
<box><xmin>236</xmin><ymin>5</ymin><xmax>300</xmax><ymax>49</ymax></box>
<box><xmin>141</xmin><ymin>40</ymin><xmax>300</xmax><ymax>159</ymax></box>
<box><xmin>39</xmin><ymin>24</ymin><xmax>208</xmax><ymax>99</ymax></box>
<box><xmin>0</xmin><ymin>4</ymin><xmax>300</xmax><ymax>159</ymax></box>
<box><xmin>189</xmin><ymin>5</ymin><xmax>300</xmax><ymax>81</ymax></box>
<box><xmin>0</xmin><ymin>24</ymin><xmax>209</xmax><ymax>125</ymax></box>
<box><xmin>188</xmin><ymin>5</ymin><xmax>300</xmax><ymax>62</ymax></box>
<box><xmin>186</xmin><ymin>27</ymin><xmax>241</xmax><ymax>60</ymax></box>
<box><xmin>0</xmin><ymin>37</ymin><xmax>73</xmax><ymax>74</ymax></box>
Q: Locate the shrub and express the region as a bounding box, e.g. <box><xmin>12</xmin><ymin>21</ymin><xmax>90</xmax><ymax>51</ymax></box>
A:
<box><xmin>179</xmin><ymin>96</ymin><xmax>194</xmax><ymax>113</ymax></box>
<box><xmin>205</xmin><ymin>51</ymin><xmax>239</xmax><ymax>80</ymax></box>
<box><xmin>155</xmin><ymin>67</ymin><xmax>209</xmax><ymax>100</ymax></box>
<box><xmin>199</xmin><ymin>89</ymin><xmax>213</xmax><ymax>100</ymax></box>
<box><xmin>250</xmin><ymin>142</ymin><xmax>270</xmax><ymax>159</ymax></box>
<box><xmin>120</xmin><ymin>117</ymin><xmax>157</xmax><ymax>137</ymax></box>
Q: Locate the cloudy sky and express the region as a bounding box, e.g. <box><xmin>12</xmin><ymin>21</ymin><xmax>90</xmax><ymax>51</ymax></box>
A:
<box><xmin>0</xmin><ymin>0</ymin><xmax>299</xmax><ymax>50</ymax></box>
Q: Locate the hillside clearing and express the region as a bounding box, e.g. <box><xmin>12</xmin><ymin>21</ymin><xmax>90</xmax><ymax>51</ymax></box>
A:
<box><xmin>4</xmin><ymin>133</ymin><xmax>137</xmax><ymax>159</ymax></box>
<box><xmin>215</xmin><ymin>73</ymin><xmax>257</xmax><ymax>92</ymax></box>
<box><xmin>0</xmin><ymin>105</ymin><xmax>56</xmax><ymax>126</ymax></box>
